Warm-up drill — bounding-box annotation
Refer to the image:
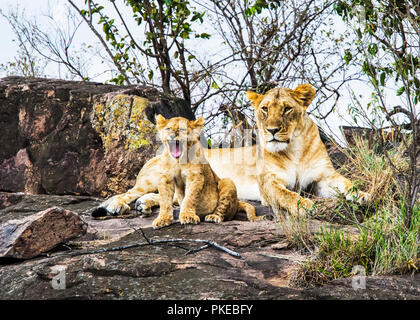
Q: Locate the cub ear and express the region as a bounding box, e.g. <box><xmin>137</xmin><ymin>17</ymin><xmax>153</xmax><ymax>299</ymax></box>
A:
<box><xmin>246</xmin><ymin>91</ymin><xmax>263</xmax><ymax>109</ymax></box>
<box><xmin>291</xmin><ymin>84</ymin><xmax>316</xmax><ymax>108</ymax></box>
<box><xmin>155</xmin><ymin>114</ymin><xmax>167</xmax><ymax>129</ymax></box>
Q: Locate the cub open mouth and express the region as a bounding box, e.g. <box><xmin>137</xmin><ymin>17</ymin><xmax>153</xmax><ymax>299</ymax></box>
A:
<box><xmin>168</xmin><ymin>140</ymin><xmax>183</xmax><ymax>158</ymax></box>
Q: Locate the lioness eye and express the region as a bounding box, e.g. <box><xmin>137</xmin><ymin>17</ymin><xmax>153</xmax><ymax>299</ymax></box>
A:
<box><xmin>179</xmin><ymin>128</ymin><xmax>187</xmax><ymax>132</ymax></box>
<box><xmin>261</xmin><ymin>106</ymin><xmax>268</xmax><ymax>114</ymax></box>
<box><xmin>284</xmin><ymin>106</ymin><xmax>293</xmax><ymax>114</ymax></box>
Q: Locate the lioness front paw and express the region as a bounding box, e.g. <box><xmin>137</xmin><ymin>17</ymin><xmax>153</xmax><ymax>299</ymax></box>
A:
<box><xmin>106</xmin><ymin>198</ymin><xmax>131</xmax><ymax>216</ymax></box>
<box><xmin>152</xmin><ymin>214</ymin><xmax>173</xmax><ymax>229</ymax></box>
<box><xmin>135</xmin><ymin>199</ymin><xmax>152</xmax><ymax>217</ymax></box>
<box><xmin>180</xmin><ymin>211</ymin><xmax>200</xmax><ymax>225</ymax></box>
<box><xmin>299</xmin><ymin>198</ymin><xmax>314</xmax><ymax>210</ymax></box>
<box><xmin>357</xmin><ymin>191</ymin><xmax>371</xmax><ymax>205</ymax></box>
<box><xmin>345</xmin><ymin>190</ymin><xmax>371</xmax><ymax>205</ymax></box>
<box><xmin>205</xmin><ymin>214</ymin><xmax>223</xmax><ymax>223</ymax></box>
<box><xmin>295</xmin><ymin>198</ymin><xmax>314</xmax><ymax>216</ymax></box>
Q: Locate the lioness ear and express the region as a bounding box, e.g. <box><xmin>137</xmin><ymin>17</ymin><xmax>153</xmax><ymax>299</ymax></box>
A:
<box><xmin>291</xmin><ymin>84</ymin><xmax>316</xmax><ymax>108</ymax></box>
<box><xmin>246</xmin><ymin>91</ymin><xmax>263</xmax><ymax>109</ymax></box>
<box><xmin>193</xmin><ymin>117</ymin><xmax>204</xmax><ymax>129</ymax></box>
<box><xmin>155</xmin><ymin>114</ymin><xmax>167</xmax><ymax>129</ymax></box>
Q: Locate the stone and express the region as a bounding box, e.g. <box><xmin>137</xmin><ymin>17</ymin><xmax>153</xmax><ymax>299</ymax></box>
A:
<box><xmin>0</xmin><ymin>192</ymin><xmax>418</xmax><ymax>300</ymax></box>
<box><xmin>0</xmin><ymin>76</ymin><xmax>194</xmax><ymax>197</ymax></box>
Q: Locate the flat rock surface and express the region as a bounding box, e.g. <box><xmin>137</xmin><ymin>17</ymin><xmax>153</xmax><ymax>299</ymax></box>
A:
<box><xmin>0</xmin><ymin>192</ymin><xmax>418</xmax><ymax>300</ymax></box>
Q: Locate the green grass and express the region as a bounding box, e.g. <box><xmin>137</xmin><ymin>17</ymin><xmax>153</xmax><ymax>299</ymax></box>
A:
<box><xmin>289</xmin><ymin>137</ymin><xmax>419</xmax><ymax>287</ymax></box>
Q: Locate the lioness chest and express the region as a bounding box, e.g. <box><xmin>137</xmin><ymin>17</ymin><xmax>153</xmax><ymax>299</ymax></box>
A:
<box><xmin>264</xmin><ymin>151</ymin><xmax>331</xmax><ymax>192</ymax></box>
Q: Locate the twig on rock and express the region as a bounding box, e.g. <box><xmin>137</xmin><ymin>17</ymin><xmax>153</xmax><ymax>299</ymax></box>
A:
<box><xmin>66</xmin><ymin>237</ymin><xmax>243</xmax><ymax>259</ymax></box>
<box><xmin>185</xmin><ymin>244</ymin><xmax>211</xmax><ymax>255</ymax></box>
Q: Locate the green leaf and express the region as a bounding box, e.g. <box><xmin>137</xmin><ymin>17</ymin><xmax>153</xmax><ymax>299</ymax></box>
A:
<box><xmin>380</xmin><ymin>72</ymin><xmax>386</xmax><ymax>86</ymax></box>
<box><xmin>344</xmin><ymin>50</ymin><xmax>352</xmax><ymax>65</ymax></box>
<box><xmin>211</xmin><ymin>82</ymin><xmax>219</xmax><ymax>90</ymax></box>
<box><xmin>396</xmin><ymin>87</ymin><xmax>405</xmax><ymax>96</ymax></box>
<box><xmin>199</xmin><ymin>33</ymin><xmax>210</xmax><ymax>39</ymax></box>
<box><xmin>368</xmin><ymin>43</ymin><xmax>378</xmax><ymax>56</ymax></box>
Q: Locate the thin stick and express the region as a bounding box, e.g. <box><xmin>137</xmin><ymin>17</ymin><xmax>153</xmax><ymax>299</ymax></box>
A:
<box><xmin>150</xmin><ymin>238</ymin><xmax>243</xmax><ymax>258</ymax></box>
<box><xmin>185</xmin><ymin>244</ymin><xmax>211</xmax><ymax>255</ymax></box>
<box><xmin>57</xmin><ymin>237</ymin><xmax>243</xmax><ymax>259</ymax></box>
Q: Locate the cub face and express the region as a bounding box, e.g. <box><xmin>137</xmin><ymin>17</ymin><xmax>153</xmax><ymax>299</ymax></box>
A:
<box><xmin>155</xmin><ymin>115</ymin><xmax>204</xmax><ymax>160</ymax></box>
<box><xmin>246</xmin><ymin>84</ymin><xmax>316</xmax><ymax>153</ymax></box>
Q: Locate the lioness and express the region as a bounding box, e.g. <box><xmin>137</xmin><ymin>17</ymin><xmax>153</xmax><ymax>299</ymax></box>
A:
<box><xmin>94</xmin><ymin>84</ymin><xmax>370</xmax><ymax>218</ymax></box>
<box><xmin>206</xmin><ymin>84</ymin><xmax>370</xmax><ymax>215</ymax></box>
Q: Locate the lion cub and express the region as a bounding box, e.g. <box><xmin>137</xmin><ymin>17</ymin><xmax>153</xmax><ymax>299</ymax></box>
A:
<box><xmin>152</xmin><ymin>115</ymin><xmax>260</xmax><ymax>229</ymax></box>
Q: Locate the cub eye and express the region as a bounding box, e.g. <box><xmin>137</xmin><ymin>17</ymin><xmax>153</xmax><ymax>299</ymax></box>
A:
<box><xmin>261</xmin><ymin>106</ymin><xmax>268</xmax><ymax>115</ymax></box>
<box><xmin>179</xmin><ymin>128</ymin><xmax>187</xmax><ymax>132</ymax></box>
<box><xmin>284</xmin><ymin>106</ymin><xmax>293</xmax><ymax>114</ymax></box>
<box><xmin>165</xmin><ymin>128</ymin><xmax>172</xmax><ymax>131</ymax></box>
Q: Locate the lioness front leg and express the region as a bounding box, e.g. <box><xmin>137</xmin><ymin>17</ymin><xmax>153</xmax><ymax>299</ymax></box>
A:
<box><xmin>179</xmin><ymin>173</ymin><xmax>204</xmax><ymax>225</ymax></box>
<box><xmin>258</xmin><ymin>173</ymin><xmax>314</xmax><ymax>217</ymax></box>
<box><xmin>153</xmin><ymin>175</ymin><xmax>175</xmax><ymax>229</ymax></box>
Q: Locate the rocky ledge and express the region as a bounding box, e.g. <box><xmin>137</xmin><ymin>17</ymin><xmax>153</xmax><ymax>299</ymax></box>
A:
<box><xmin>0</xmin><ymin>76</ymin><xmax>194</xmax><ymax>198</ymax></box>
<box><xmin>0</xmin><ymin>192</ymin><xmax>418</xmax><ymax>300</ymax></box>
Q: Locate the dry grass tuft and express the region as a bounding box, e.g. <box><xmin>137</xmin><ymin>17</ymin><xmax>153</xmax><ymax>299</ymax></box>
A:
<box><xmin>287</xmin><ymin>137</ymin><xmax>419</xmax><ymax>287</ymax></box>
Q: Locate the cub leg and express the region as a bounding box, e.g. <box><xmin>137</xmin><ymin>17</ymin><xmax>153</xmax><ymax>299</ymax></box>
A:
<box><xmin>316</xmin><ymin>171</ymin><xmax>371</xmax><ymax>204</ymax></box>
<box><xmin>153</xmin><ymin>175</ymin><xmax>175</xmax><ymax>229</ymax></box>
<box><xmin>258</xmin><ymin>173</ymin><xmax>314</xmax><ymax>217</ymax></box>
<box><xmin>179</xmin><ymin>173</ymin><xmax>204</xmax><ymax>225</ymax></box>
<box><xmin>205</xmin><ymin>178</ymin><xmax>238</xmax><ymax>223</ymax></box>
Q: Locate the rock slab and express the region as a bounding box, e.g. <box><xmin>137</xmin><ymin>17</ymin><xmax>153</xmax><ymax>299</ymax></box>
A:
<box><xmin>0</xmin><ymin>192</ymin><xmax>418</xmax><ymax>300</ymax></box>
<box><xmin>0</xmin><ymin>76</ymin><xmax>194</xmax><ymax>197</ymax></box>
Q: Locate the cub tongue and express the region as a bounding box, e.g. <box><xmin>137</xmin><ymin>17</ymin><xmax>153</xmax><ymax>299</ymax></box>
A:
<box><xmin>170</xmin><ymin>142</ymin><xmax>182</xmax><ymax>158</ymax></box>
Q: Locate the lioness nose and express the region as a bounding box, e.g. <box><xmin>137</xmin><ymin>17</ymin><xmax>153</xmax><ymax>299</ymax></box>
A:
<box><xmin>267</xmin><ymin>128</ymin><xmax>280</xmax><ymax>136</ymax></box>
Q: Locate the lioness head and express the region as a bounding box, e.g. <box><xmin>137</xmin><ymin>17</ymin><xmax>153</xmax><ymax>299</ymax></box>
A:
<box><xmin>155</xmin><ymin>115</ymin><xmax>204</xmax><ymax>160</ymax></box>
<box><xmin>246</xmin><ymin>84</ymin><xmax>316</xmax><ymax>153</ymax></box>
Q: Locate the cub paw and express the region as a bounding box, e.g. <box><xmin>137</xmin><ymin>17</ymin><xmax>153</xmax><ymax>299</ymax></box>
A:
<box><xmin>180</xmin><ymin>211</ymin><xmax>200</xmax><ymax>225</ymax></box>
<box><xmin>152</xmin><ymin>215</ymin><xmax>173</xmax><ymax>229</ymax></box>
<box><xmin>205</xmin><ymin>214</ymin><xmax>223</xmax><ymax>223</ymax></box>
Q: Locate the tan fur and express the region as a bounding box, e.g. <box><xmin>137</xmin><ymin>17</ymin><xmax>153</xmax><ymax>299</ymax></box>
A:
<box><xmin>99</xmin><ymin>115</ymin><xmax>260</xmax><ymax>228</ymax></box>
<box><xmin>99</xmin><ymin>84</ymin><xmax>370</xmax><ymax>219</ymax></box>
<box><xmin>206</xmin><ymin>84</ymin><xmax>370</xmax><ymax>216</ymax></box>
